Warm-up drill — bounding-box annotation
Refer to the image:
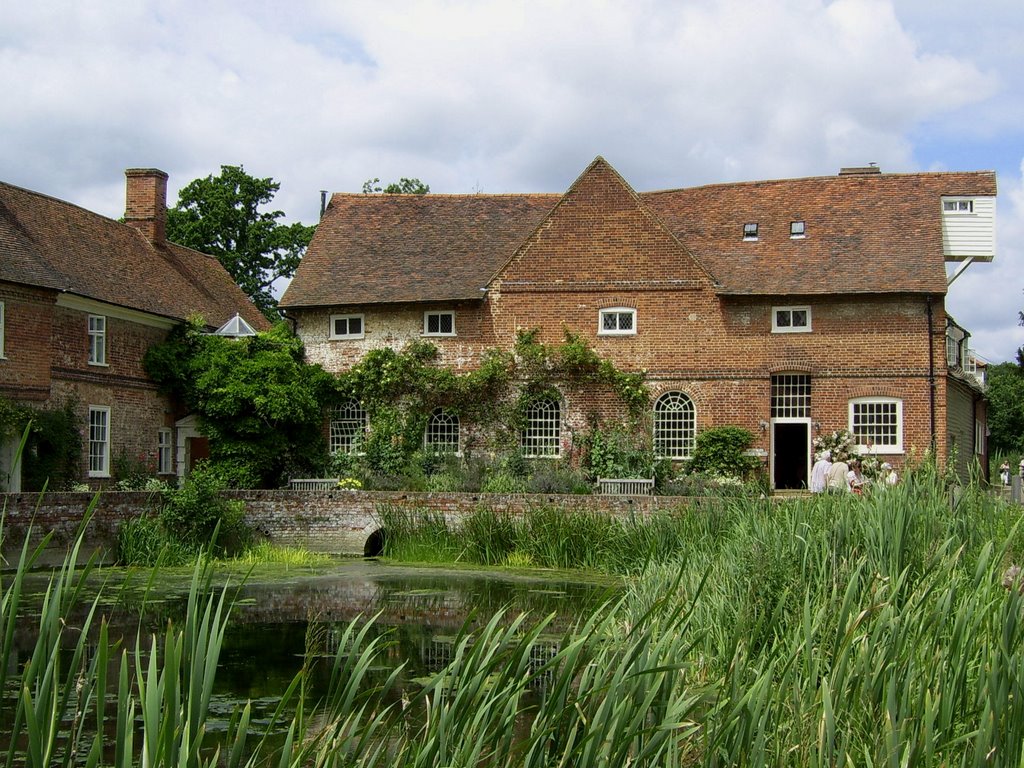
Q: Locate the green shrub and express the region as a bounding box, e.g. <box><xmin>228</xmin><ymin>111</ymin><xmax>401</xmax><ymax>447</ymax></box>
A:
<box><xmin>685</xmin><ymin>425</ymin><xmax>760</xmax><ymax>479</ymax></box>
<box><xmin>160</xmin><ymin>463</ymin><xmax>250</xmax><ymax>554</ymax></box>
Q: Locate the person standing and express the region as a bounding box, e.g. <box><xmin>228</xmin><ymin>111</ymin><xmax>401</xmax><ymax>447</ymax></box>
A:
<box><xmin>847</xmin><ymin>459</ymin><xmax>867</xmax><ymax>494</ymax></box>
<box><xmin>810</xmin><ymin>450</ymin><xmax>832</xmax><ymax>493</ymax></box>
<box><xmin>1000</xmin><ymin>461</ymin><xmax>1011</xmax><ymax>486</ymax></box>
<box><xmin>881</xmin><ymin>462</ymin><xmax>898</xmax><ymax>487</ymax></box>
<box><xmin>826</xmin><ymin>457</ymin><xmax>850</xmax><ymax>493</ymax></box>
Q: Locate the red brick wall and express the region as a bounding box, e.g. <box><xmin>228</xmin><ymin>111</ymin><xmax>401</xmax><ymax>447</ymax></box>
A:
<box><xmin>0</xmin><ymin>281</ymin><xmax>55</xmax><ymax>401</ymax></box>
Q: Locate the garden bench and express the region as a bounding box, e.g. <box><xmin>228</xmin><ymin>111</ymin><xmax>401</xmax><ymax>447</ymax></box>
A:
<box><xmin>597</xmin><ymin>477</ymin><xmax>654</xmax><ymax>496</ymax></box>
<box><xmin>287</xmin><ymin>478</ymin><xmax>340</xmax><ymax>491</ymax></box>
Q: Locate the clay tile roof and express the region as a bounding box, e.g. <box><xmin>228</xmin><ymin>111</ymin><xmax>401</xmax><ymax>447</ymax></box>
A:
<box><xmin>641</xmin><ymin>170</ymin><xmax>997</xmax><ymax>295</ymax></box>
<box><xmin>280</xmin><ymin>192</ymin><xmax>560</xmax><ymax>308</ymax></box>
<box><xmin>0</xmin><ymin>180</ymin><xmax>268</xmax><ymax>330</ymax></box>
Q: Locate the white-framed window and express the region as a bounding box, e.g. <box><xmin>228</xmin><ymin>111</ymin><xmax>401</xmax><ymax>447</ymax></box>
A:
<box><xmin>772</xmin><ymin>306</ymin><xmax>811</xmax><ymax>333</ymax></box>
<box><xmin>653</xmin><ymin>391</ymin><xmax>696</xmax><ymax>460</ymax></box>
<box><xmin>743</xmin><ymin>222</ymin><xmax>759</xmax><ymax>241</ymax></box>
<box><xmin>88</xmin><ymin>314</ymin><xmax>107</xmax><ymax>365</ymax></box>
<box><xmin>849</xmin><ymin>397</ymin><xmax>903</xmax><ymax>453</ymax></box>
<box><xmin>943</xmin><ymin>199</ymin><xmax>974</xmax><ymax>214</ymax></box>
<box><xmin>88</xmin><ymin>406</ymin><xmax>111</xmax><ymax>477</ymax></box>
<box><xmin>975</xmin><ymin>421</ymin><xmax>986</xmax><ymax>456</ymax></box>
<box><xmin>157</xmin><ymin>428</ymin><xmax>173</xmax><ymax>474</ymax></box>
<box><xmin>0</xmin><ymin>301</ymin><xmax>5</xmax><ymax>359</ymax></box>
<box><xmin>790</xmin><ymin>221</ymin><xmax>806</xmax><ymax>238</ymax></box>
<box><xmin>424</xmin><ymin>408</ymin><xmax>460</xmax><ymax>454</ymax></box>
<box><xmin>771</xmin><ymin>374</ymin><xmax>811</xmax><ymax>418</ymax></box>
<box><xmin>330</xmin><ymin>400</ymin><xmax>367</xmax><ymax>454</ymax></box>
<box><xmin>598</xmin><ymin>307</ymin><xmax>637</xmax><ymax>336</ymax></box>
<box><xmin>522</xmin><ymin>397</ymin><xmax>560</xmax><ymax>458</ymax></box>
<box><xmin>329</xmin><ymin>314</ymin><xmax>365</xmax><ymax>340</ymax></box>
<box><xmin>423</xmin><ymin>311</ymin><xmax>456</xmax><ymax>337</ymax></box>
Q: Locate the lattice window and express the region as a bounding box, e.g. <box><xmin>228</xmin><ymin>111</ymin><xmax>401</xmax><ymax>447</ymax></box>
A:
<box><xmin>88</xmin><ymin>406</ymin><xmax>110</xmax><ymax>477</ymax></box>
<box><xmin>599</xmin><ymin>308</ymin><xmax>636</xmax><ymax>335</ymax></box>
<box><xmin>424</xmin><ymin>311</ymin><xmax>455</xmax><ymax>336</ymax></box>
<box><xmin>771</xmin><ymin>374</ymin><xmax>811</xmax><ymax>418</ymax></box>
<box><xmin>330</xmin><ymin>400</ymin><xmax>367</xmax><ymax>454</ymax></box>
<box><xmin>653</xmin><ymin>391</ymin><xmax>695</xmax><ymax>459</ymax></box>
<box><xmin>521</xmin><ymin>398</ymin><xmax>560</xmax><ymax>458</ymax></box>
<box><xmin>849</xmin><ymin>398</ymin><xmax>902</xmax><ymax>451</ymax></box>
<box><xmin>424</xmin><ymin>408</ymin><xmax>460</xmax><ymax>454</ymax></box>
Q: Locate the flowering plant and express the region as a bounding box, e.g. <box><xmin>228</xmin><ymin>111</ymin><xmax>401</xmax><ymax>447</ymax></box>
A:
<box><xmin>813</xmin><ymin>429</ymin><xmax>856</xmax><ymax>463</ymax></box>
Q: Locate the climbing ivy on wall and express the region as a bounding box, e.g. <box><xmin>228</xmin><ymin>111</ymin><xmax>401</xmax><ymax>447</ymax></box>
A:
<box><xmin>0</xmin><ymin>395</ymin><xmax>81</xmax><ymax>492</ymax></box>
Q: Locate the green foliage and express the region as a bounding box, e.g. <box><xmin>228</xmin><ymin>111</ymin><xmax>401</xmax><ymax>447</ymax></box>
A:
<box><xmin>580</xmin><ymin>423</ymin><xmax>654</xmax><ymax>480</ymax></box>
<box><xmin>166</xmin><ymin>164</ymin><xmax>315</xmax><ymax>315</ymax></box>
<box><xmin>0</xmin><ymin>396</ymin><xmax>81</xmax><ymax>491</ymax></box>
<box><xmin>145</xmin><ymin>320</ymin><xmax>334</xmax><ymax>488</ymax></box>
<box><xmin>685</xmin><ymin>425</ymin><xmax>760</xmax><ymax>479</ymax></box>
<box><xmin>159</xmin><ymin>463</ymin><xmax>250</xmax><ymax>554</ymax></box>
<box><xmin>361</xmin><ymin>177</ymin><xmax>430</xmax><ymax>194</ymax></box>
<box><xmin>986</xmin><ymin>361</ymin><xmax>1024</xmax><ymax>455</ymax></box>
<box><xmin>117</xmin><ymin>515</ymin><xmax>195</xmax><ymax>566</ymax></box>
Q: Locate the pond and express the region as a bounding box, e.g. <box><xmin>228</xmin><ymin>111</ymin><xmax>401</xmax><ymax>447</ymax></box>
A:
<box><xmin>5</xmin><ymin>558</ymin><xmax>618</xmax><ymax>754</ymax></box>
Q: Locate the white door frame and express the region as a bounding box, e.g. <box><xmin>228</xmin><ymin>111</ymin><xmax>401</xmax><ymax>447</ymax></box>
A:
<box><xmin>770</xmin><ymin>417</ymin><xmax>812</xmax><ymax>490</ymax></box>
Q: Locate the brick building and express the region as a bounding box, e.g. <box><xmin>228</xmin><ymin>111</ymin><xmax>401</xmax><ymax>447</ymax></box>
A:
<box><xmin>0</xmin><ymin>169</ymin><xmax>268</xmax><ymax>491</ymax></box>
<box><xmin>280</xmin><ymin>158</ymin><xmax>995</xmax><ymax>489</ymax></box>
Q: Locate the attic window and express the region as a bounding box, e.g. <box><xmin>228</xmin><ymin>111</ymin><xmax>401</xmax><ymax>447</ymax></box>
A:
<box><xmin>790</xmin><ymin>221</ymin><xmax>806</xmax><ymax>238</ymax></box>
<box><xmin>943</xmin><ymin>199</ymin><xmax>974</xmax><ymax>213</ymax></box>
<box><xmin>598</xmin><ymin>307</ymin><xmax>636</xmax><ymax>336</ymax></box>
<box><xmin>330</xmin><ymin>314</ymin><xmax>364</xmax><ymax>340</ymax></box>
<box><xmin>743</xmin><ymin>223</ymin><xmax>759</xmax><ymax>241</ymax></box>
<box><xmin>424</xmin><ymin>311</ymin><xmax>455</xmax><ymax>337</ymax></box>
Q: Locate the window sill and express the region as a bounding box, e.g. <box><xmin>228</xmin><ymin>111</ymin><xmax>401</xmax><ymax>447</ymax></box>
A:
<box><xmin>329</xmin><ymin>334</ymin><xmax>365</xmax><ymax>341</ymax></box>
<box><xmin>422</xmin><ymin>333</ymin><xmax>456</xmax><ymax>338</ymax></box>
<box><xmin>771</xmin><ymin>328</ymin><xmax>812</xmax><ymax>334</ymax></box>
<box><xmin>88</xmin><ymin>472</ymin><xmax>110</xmax><ymax>479</ymax></box>
<box><xmin>88</xmin><ymin>361</ymin><xmax>110</xmax><ymax>368</ymax></box>
<box><xmin>597</xmin><ymin>331</ymin><xmax>637</xmax><ymax>337</ymax></box>
<box><xmin>856</xmin><ymin>446</ymin><xmax>904</xmax><ymax>456</ymax></box>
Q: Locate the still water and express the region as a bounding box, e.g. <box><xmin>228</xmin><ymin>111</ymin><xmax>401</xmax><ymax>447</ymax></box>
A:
<box><xmin>8</xmin><ymin>559</ymin><xmax>617</xmax><ymax>747</ymax></box>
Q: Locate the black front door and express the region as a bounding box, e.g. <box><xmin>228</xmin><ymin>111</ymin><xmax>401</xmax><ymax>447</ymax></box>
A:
<box><xmin>773</xmin><ymin>422</ymin><xmax>809</xmax><ymax>490</ymax></box>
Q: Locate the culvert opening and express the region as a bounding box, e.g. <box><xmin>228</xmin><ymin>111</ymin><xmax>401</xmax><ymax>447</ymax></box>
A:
<box><xmin>364</xmin><ymin>528</ymin><xmax>387</xmax><ymax>558</ymax></box>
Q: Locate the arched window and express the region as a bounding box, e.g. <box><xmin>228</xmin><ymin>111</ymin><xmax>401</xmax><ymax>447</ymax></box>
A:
<box><xmin>653</xmin><ymin>391</ymin><xmax>695</xmax><ymax>459</ymax></box>
<box><xmin>424</xmin><ymin>408</ymin><xmax>460</xmax><ymax>454</ymax></box>
<box><xmin>330</xmin><ymin>399</ymin><xmax>367</xmax><ymax>454</ymax></box>
<box><xmin>521</xmin><ymin>397</ymin><xmax>561</xmax><ymax>458</ymax></box>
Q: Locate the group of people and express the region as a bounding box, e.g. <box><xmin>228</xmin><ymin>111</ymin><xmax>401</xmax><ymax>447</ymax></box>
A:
<box><xmin>999</xmin><ymin>459</ymin><xmax>1024</xmax><ymax>486</ymax></box>
<box><xmin>809</xmin><ymin>450</ymin><xmax>898</xmax><ymax>494</ymax></box>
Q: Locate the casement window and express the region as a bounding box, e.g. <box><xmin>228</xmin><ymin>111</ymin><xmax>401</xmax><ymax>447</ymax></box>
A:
<box><xmin>522</xmin><ymin>397</ymin><xmax>561</xmax><ymax>458</ymax></box>
<box><xmin>88</xmin><ymin>406</ymin><xmax>111</xmax><ymax>477</ymax></box>
<box><xmin>790</xmin><ymin>221</ymin><xmax>806</xmax><ymax>238</ymax></box>
<box><xmin>424</xmin><ymin>408</ymin><xmax>460</xmax><ymax>454</ymax></box>
<box><xmin>157</xmin><ymin>428</ymin><xmax>173</xmax><ymax>474</ymax></box>
<box><xmin>330</xmin><ymin>400</ymin><xmax>367</xmax><ymax>454</ymax></box>
<box><xmin>88</xmin><ymin>314</ymin><xmax>107</xmax><ymax>365</ymax></box>
<box><xmin>849</xmin><ymin>397</ymin><xmax>903</xmax><ymax>453</ymax></box>
<box><xmin>943</xmin><ymin>199</ymin><xmax>974</xmax><ymax>213</ymax></box>
<box><xmin>772</xmin><ymin>306</ymin><xmax>811</xmax><ymax>333</ymax></box>
<box><xmin>423</xmin><ymin>311</ymin><xmax>456</xmax><ymax>337</ymax></box>
<box><xmin>0</xmin><ymin>301</ymin><xmax>5</xmax><ymax>358</ymax></box>
<box><xmin>975</xmin><ymin>421</ymin><xmax>986</xmax><ymax>455</ymax></box>
<box><xmin>743</xmin><ymin>222</ymin><xmax>759</xmax><ymax>241</ymax></box>
<box><xmin>598</xmin><ymin>307</ymin><xmax>637</xmax><ymax>336</ymax></box>
<box><xmin>330</xmin><ymin>314</ymin><xmax>364</xmax><ymax>340</ymax></box>
<box><xmin>653</xmin><ymin>391</ymin><xmax>696</xmax><ymax>460</ymax></box>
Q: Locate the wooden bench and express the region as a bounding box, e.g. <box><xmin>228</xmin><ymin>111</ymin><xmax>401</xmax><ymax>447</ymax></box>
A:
<box><xmin>597</xmin><ymin>477</ymin><xmax>654</xmax><ymax>496</ymax></box>
<box><xmin>287</xmin><ymin>478</ymin><xmax>340</xmax><ymax>491</ymax></box>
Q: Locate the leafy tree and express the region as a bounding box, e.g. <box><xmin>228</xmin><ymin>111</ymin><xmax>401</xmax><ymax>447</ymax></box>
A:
<box><xmin>166</xmin><ymin>165</ymin><xmax>315</xmax><ymax>316</ymax></box>
<box><xmin>986</xmin><ymin>362</ymin><xmax>1024</xmax><ymax>455</ymax></box>
<box><xmin>361</xmin><ymin>177</ymin><xmax>430</xmax><ymax>194</ymax></box>
<box><xmin>144</xmin><ymin>318</ymin><xmax>337</xmax><ymax>488</ymax></box>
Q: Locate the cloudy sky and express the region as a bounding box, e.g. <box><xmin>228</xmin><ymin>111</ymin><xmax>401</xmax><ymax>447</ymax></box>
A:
<box><xmin>3</xmin><ymin>0</ymin><xmax>1022</xmax><ymax>362</ymax></box>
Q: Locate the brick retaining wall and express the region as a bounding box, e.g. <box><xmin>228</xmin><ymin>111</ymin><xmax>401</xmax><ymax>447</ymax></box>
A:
<box><xmin>1</xmin><ymin>489</ymin><xmax>692</xmax><ymax>560</ymax></box>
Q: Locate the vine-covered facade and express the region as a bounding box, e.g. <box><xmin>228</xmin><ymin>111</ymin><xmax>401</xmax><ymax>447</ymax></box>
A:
<box><xmin>281</xmin><ymin>157</ymin><xmax>996</xmax><ymax>488</ymax></box>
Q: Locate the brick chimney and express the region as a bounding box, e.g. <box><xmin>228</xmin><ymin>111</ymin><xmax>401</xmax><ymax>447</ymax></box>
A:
<box><xmin>124</xmin><ymin>168</ymin><xmax>169</xmax><ymax>244</ymax></box>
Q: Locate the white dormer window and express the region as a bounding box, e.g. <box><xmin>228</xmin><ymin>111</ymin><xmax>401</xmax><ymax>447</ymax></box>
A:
<box><xmin>88</xmin><ymin>315</ymin><xmax>107</xmax><ymax>365</ymax></box>
<box><xmin>598</xmin><ymin>307</ymin><xmax>637</xmax><ymax>336</ymax></box>
<box><xmin>772</xmin><ymin>306</ymin><xmax>811</xmax><ymax>333</ymax></box>
<box><xmin>330</xmin><ymin>314</ymin><xmax>365</xmax><ymax>340</ymax></box>
<box><xmin>943</xmin><ymin>199</ymin><xmax>974</xmax><ymax>213</ymax></box>
<box><xmin>424</xmin><ymin>311</ymin><xmax>456</xmax><ymax>337</ymax></box>
<box><xmin>743</xmin><ymin>223</ymin><xmax>759</xmax><ymax>241</ymax></box>
<box><xmin>790</xmin><ymin>221</ymin><xmax>806</xmax><ymax>238</ymax></box>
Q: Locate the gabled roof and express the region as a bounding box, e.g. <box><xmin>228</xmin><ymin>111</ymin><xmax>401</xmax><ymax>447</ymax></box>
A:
<box><xmin>641</xmin><ymin>170</ymin><xmax>997</xmax><ymax>296</ymax></box>
<box><xmin>280</xmin><ymin>193</ymin><xmax>560</xmax><ymax>308</ymax></box>
<box><xmin>0</xmin><ymin>179</ymin><xmax>269</xmax><ymax>330</ymax></box>
<box><xmin>282</xmin><ymin>160</ymin><xmax>997</xmax><ymax>307</ymax></box>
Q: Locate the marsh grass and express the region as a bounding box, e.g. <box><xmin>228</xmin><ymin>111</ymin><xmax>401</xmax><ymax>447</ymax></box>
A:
<box><xmin>6</xmin><ymin>467</ymin><xmax>1024</xmax><ymax>766</ymax></box>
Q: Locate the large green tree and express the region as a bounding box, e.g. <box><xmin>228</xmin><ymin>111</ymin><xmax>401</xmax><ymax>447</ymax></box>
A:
<box><xmin>361</xmin><ymin>177</ymin><xmax>430</xmax><ymax>194</ymax></box>
<box><xmin>167</xmin><ymin>165</ymin><xmax>315</xmax><ymax>316</ymax></box>
<box><xmin>986</xmin><ymin>361</ymin><xmax>1024</xmax><ymax>455</ymax></box>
